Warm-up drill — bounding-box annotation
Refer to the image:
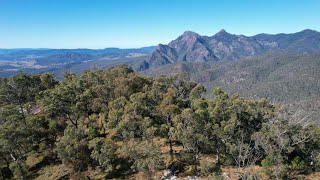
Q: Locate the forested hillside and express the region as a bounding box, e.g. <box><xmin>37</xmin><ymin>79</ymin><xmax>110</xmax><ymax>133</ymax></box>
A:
<box><xmin>0</xmin><ymin>65</ymin><xmax>319</xmax><ymax>179</ymax></box>
<box><xmin>143</xmin><ymin>52</ymin><xmax>320</xmax><ymax>124</ymax></box>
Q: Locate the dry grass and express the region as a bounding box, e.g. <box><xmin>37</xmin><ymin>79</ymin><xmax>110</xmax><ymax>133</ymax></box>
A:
<box><xmin>304</xmin><ymin>172</ymin><xmax>320</xmax><ymax>180</ymax></box>
<box><xmin>35</xmin><ymin>164</ymin><xmax>71</xmax><ymax>180</ymax></box>
<box><xmin>25</xmin><ymin>152</ymin><xmax>46</xmax><ymax>169</ymax></box>
<box><xmin>34</xmin><ymin>163</ymin><xmax>320</xmax><ymax>180</ymax></box>
<box><xmin>31</xmin><ymin>140</ymin><xmax>320</xmax><ymax>180</ymax></box>
<box><xmin>221</xmin><ymin>166</ymin><xmax>269</xmax><ymax>180</ymax></box>
<box><xmin>129</xmin><ymin>171</ymin><xmax>163</xmax><ymax>180</ymax></box>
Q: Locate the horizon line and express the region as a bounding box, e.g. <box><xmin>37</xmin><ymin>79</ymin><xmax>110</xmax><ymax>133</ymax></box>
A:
<box><xmin>0</xmin><ymin>28</ymin><xmax>318</xmax><ymax>50</ymax></box>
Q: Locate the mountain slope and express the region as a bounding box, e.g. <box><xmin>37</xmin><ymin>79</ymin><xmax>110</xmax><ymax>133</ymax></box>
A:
<box><xmin>142</xmin><ymin>52</ymin><xmax>320</xmax><ymax>123</ymax></box>
<box><xmin>143</xmin><ymin>52</ymin><xmax>320</xmax><ymax>101</ymax></box>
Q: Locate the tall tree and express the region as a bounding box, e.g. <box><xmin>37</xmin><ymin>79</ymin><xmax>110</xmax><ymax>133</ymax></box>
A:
<box><xmin>172</xmin><ymin>108</ymin><xmax>210</xmax><ymax>174</ymax></box>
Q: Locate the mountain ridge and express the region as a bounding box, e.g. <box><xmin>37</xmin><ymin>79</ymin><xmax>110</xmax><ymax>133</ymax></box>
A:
<box><xmin>142</xmin><ymin>29</ymin><xmax>320</xmax><ymax>70</ymax></box>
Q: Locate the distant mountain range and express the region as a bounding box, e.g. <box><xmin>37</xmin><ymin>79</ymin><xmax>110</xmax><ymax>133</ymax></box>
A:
<box><xmin>1</xmin><ymin>29</ymin><xmax>320</xmax><ymax>76</ymax></box>
<box><xmin>0</xmin><ymin>46</ymin><xmax>156</xmax><ymax>77</ymax></box>
<box><xmin>0</xmin><ymin>47</ymin><xmax>155</xmax><ymax>57</ymax></box>
<box><xmin>1</xmin><ymin>29</ymin><xmax>320</xmax><ymax>122</ymax></box>
<box><xmin>138</xmin><ymin>29</ymin><xmax>320</xmax><ymax>70</ymax></box>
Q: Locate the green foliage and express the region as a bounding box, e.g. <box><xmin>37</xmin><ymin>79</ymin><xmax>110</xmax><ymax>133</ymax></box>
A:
<box><xmin>121</xmin><ymin>140</ymin><xmax>164</xmax><ymax>179</ymax></box>
<box><xmin>199</xmin><ymin>159</ymin><xmax>220</xmax><ymax>176</ymax></box>
<box><xmin>0</xmin><ymin>65</ymin><xmax>319</xmax><ymax>179</ymax></box>
<box><xmin>261</xmin><ymin>156</ymin><xmax>273</xmax><ymax>174</ymax></box>
<box><xmin>56</xmin><ymin>126</ymin><xmax>91</xmax><ymax>171</ymax></box>
<box><xmin>10</xmin><ymin>161</ymin><xmax>28</xmax><ymax>180</ymax></box>
<box><xmin>261</xmin><ymin>156</ymin><xmax>288</xmax><ymax>179</ymax></box>
<box><xmin>172</xmin><ymin>108</ymin><xmax>210</xmax><ymax>174</ymax></box>
<box><xmin>89</xmin><ymin>138</ymin><xmax>118</xmax><ymax>174</ymax></box>
<box><xmin>315</xmin><ymin>153</ymin><xmax>320</xmax><ymax>171</ymax></box>
<box><xmin>290</xmin><ymin>156</ymin><xmax>307</xmax><ymax>171</ymax></box>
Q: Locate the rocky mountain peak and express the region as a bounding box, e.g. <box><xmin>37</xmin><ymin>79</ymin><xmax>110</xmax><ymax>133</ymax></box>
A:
<box><xmin>181</xmin><ymin>31</ymin><xmax>200</xmax><ymax>37</ymax></box>
<box><xmin>217</xmin><ymin>29</ymin><xmax>227</xmax><ymax>33</ymax></box>
<box><xmin>215</xmin><ymin>29</ymin><xmax>231</xmax><ymax>36</ymax></box>
<box><xmin>168</xmin><ymin>31</ymin><xmax>202</xmax><ymax>50</ymax></box>
<box><xmin>213</xmin><ymin>29</ymin><xmax>234</xmax><ymax>39</ymax></box>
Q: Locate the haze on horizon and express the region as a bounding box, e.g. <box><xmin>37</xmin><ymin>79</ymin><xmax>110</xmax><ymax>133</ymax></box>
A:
<box><xmin>1</xmin><ymin>0</ymin><xmax>320</xmax><ymax>49</ymax></box>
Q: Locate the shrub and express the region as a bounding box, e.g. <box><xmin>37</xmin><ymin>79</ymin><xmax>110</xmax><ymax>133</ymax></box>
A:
<box><xmin>261</xmin><ymin>156</ymin><xmax>288</xmax><ymax>179</ymax></box>
<box><xmin>56</xmin><ymin>126</ymin><xmax>92</xmax><ymax>171</ymax></box>
<box><xmin>199</xmin><ymin>159</ymin><xmax>220</xmax><ymax>176</ymax></box>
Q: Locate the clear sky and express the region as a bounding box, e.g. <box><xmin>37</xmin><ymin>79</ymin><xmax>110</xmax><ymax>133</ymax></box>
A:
<box><xmin>0</xmin><ymin>0</ymin><xmax>319</xmax><ymax>49</ymax></box>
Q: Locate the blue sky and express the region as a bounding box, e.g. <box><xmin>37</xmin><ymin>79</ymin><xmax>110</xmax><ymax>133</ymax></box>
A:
<box><xmin>0</xmin><ymin>0</ymin><xmax>319</xmax><ymax>48</ymax></box>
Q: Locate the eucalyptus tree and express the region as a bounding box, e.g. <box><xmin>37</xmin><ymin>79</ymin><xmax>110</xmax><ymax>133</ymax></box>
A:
<box><xmin>119</xmin><ymin>139</ymin><xmax>163</xmax><ymax>180</ymax></box>
<box><xmin>0</xmin><ymin>73</ymin><xmax>57</xmax><ymax>179</ymax></box>
<box><xmin>253</xmin><ymin>117</ymin><xmax>320</xmax><ymax>179</ymax></box>
<box><xmin>171</xmin><ymin>108</ymin><xmax>210</xmax><ymax>174</ymax></box>
<box><xmin>42</xmin><ymin>73</ymin><xmax>87</xmax><ymax>128</ymax></box>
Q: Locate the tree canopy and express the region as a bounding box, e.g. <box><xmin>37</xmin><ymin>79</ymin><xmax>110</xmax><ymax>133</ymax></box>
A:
<box><xmin>0</xmin><ymin>65</ymin><xmax>319</xmax><ymax>179</ymax></box>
